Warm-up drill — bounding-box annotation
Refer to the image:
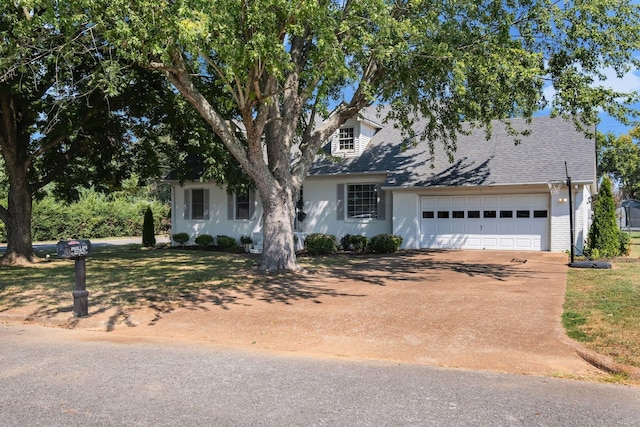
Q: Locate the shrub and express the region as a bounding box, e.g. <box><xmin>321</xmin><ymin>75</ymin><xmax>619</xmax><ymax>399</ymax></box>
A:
<box><xmin>305</xmin><ymin>233</ymin><xmax>337</xmax><ymax>256</ymax></box>
<box><xmin>172</xmin><ymin>232</ymin><xmax>190</xmax><ymax>246</ymax></box>
<box><xmin>28</xmin><ymin>188</ymin><xmax>170</xmax><ymax>241</ymax></box>
<box><xmin>618</xmin><ymin>231</ymin><xmax>631</xmax><ymax>256</ymax></box>
<box><xmin>194</xmin><ymin>234</ymin><xmax>214</xmax><ymax>248</ymax></box>
<box><xmin>369</xmin><ymin>234</ymin><xmax>403</xmax><ymax>253</ymax></box>
<box><xmin>340</xmin><ymin>234</ymin><xmax>368</xmax><ymax>253</ymax></box>
<box><xmin>142</xmin><ymin>206</ymin><xmax>156</xmax><ymax>247</ymax></box>
<box><xmin>240</xmin><ymin>235</ymin><xmax>253</xmax><ymax>244</ymax></box>
<box><xmin>340</xmin><ymin>234</ymin><xmax>352</xmax><ymax>251</ymax></box>
<box><xmin>587</xmin><ymin>176</ymin><xmax>620</xmax><ymax>258</ymax></box>
<box><xmin>350</xmin><ymin>235</ymin><xmax>369</xmax><ymax>253</ymax></box>
<box><xmin>216</xmin><ymin>235</ymin><xmax>239</xmax><ymax>252</ymax></box>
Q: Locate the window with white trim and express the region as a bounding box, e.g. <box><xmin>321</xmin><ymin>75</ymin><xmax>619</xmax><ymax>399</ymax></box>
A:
<box><xmin>227</xmin><ymin>190</ymin><xmax>255</xmax><ymax>220</ymax></box>
<box><xmin>347</xmin><ymin>184</ymin><xmax>378</xmax><ymax>219</ymax></box>
<box><xmin>185</xmin><ymin>188</ymin><xmax>209</xmax><ymax>220</ymax></box>
<box><xmin>236</xmin><ymin>190</ymin><xmax>250</xmax><ymax>220</ymax></box>
<box><xmin>339</xmin><ymin>127</ymin><xmax>355</xmax><ymax>151</ymax></box>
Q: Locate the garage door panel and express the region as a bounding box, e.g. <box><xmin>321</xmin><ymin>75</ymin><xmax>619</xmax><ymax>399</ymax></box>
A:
<box><xmin>420</xmin><ymin>194</ymin><xmax>549</xmax><ymax>251</ymax></box>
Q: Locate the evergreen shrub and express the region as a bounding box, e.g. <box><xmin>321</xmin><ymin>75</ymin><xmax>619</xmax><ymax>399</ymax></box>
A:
<box><xmin>305</xmin><ymin>233</ymin><xmax>337</xmax><ymax>256</ymax></box>
<box><xmin>194</xmin><ymin>234</ymin><xmax>214</xmax><ymax>248</ymax></box>
<box><xmin>587</xmin><ymin>176</ymin><xmax>620</xmax><ymax>258</ymax></box>
<box><xmin>340</xmin><ymin>234</ymin><xmax>368</xmax><ymax>253</ymax></box>
<box><xmin>142</xmin><ymin>206</ymin><xmax>156</xmax><ymax>247</ymax></box>
<box><xmin>216</xmin><ymin>235</ymin><xmax>239</xmax><ymax>252</ymax></box>
<box><xmin>618</xmin><ymin>231</ymin><xmax>631</xmax><ymax>256</ymax></box>
<box><xmin>369</xmin><ymin>234</ymin><xmax>403</xmax><ymax>253</ymax></box>
<box><xmin>172</xmin><ymin>232</ymin><xmax>190</xmax><ymax>246</ymax></box>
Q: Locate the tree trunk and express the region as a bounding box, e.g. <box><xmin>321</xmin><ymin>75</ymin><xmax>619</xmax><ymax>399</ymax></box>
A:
<box><xmin>257</xmin><ymin>181</ymin><xmax>299</xmax><ymax>272</ymax></box>
<box><xmin>0</xmin><ymin>172</ymin><xmax>37</xmax><ymax>266</ymax></box>
<box><xmin>0</xmin><ymin>91</ymin><xmax>38</xmax><ymax>266</ymax></box>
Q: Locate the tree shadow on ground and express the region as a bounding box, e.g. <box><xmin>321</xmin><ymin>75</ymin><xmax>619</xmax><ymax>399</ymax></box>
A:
<box><xmin>308</xmin><ymin>250</ymin><xmax>542</xmax><ymax>287</ymax></box>
<box><xmin>1</xmin><ymin>248</ymin><xmax>549</xmax><ymax>330</ymax></box>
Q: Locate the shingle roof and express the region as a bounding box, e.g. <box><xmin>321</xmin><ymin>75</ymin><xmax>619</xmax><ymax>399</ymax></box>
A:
<box><xmin>309</xmin><ymin>107</ymin><xmax>596</xmax><ymax>188</ymax></box>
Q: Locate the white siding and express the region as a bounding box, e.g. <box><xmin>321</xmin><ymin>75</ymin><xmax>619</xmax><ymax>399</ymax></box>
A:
<box><xmin>171</xmin><ymin>183</ymin><xmax>263</xmax><ymax>245</ymax></box>
<box><xmin>549</xmin><ymin>186</ymin><xmax>571</xmax><ymax>252</ymax></box>
<box><xmin>302</xmin><ymin>176</ymin><xmax>391</xmax><ymax>239</ymax></box>
<box><xmin>392</xmin><ymin>192</ymin><xmax>421</xmax><ymax>249</ymax></box>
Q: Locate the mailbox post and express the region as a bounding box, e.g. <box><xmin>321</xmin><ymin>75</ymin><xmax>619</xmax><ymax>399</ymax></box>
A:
<box><xmin>56</xmin><ymin>239</ymin><xmax>92</xmax><ymax>317</ymax></box>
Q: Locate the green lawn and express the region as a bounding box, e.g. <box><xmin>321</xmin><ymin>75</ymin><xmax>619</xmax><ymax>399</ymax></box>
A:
<box><xmin>564</xmin><ymin>231</ymin><xmax>640</xmax><ymax>373</ymax></box>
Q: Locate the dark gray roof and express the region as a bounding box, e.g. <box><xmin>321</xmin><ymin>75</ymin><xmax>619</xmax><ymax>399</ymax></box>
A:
<box><xmin>310</xmin><ymin>108</ymin><xmax>596</xmax><ymax>188</ymax></box>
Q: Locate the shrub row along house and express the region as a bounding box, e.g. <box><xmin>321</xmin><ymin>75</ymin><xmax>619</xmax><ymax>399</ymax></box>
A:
<box><xmin>166</xmin><ymin>106</ymin><xmax>596</xmax><ymax>254</ymax></box>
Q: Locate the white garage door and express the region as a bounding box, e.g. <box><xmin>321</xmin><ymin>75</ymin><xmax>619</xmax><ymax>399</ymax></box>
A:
<box><xmin>420</xmin><ymin>194</ymin><xmax>550</xmax><ymax>250</ymax></box>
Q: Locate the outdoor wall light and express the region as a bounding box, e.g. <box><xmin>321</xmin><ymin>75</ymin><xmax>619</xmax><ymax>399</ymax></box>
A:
<box><xmin>558</xmin><ymin>197</ymin><xmax>568</xmax><ymax>203</ymax></box>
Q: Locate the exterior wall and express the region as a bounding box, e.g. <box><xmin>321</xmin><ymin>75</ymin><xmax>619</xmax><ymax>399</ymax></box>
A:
<box><xmin>170</xmin><ymin>182</ymin><xmax>263</xmax><ymax>245</ymax></box>
<box><xmin>549</xmin><ymin>184</ymin><xmax>592</xmax><ymax>253</ymax></box>
<box><xmin>575</xmin><ymin>185</ymin><xmax>593</xmax><ymax>253</ymax></box>
<box><xmin>392</xmin><ymin>192</ymin><xmax>421</xmax><ymax>249</ymax></box>
<box><xmin>549</xmin><ymin>187</ymin><xmax>571</xmax><ymax>252</ymax></box>
<box><xmin>301</xmin><ymin>175</ymin><xmax>391</xmax><ymax>239</ymax></box>
<box><xmin>170</xmin><ymin>179</ymin><xmax>593</xmax><ymax>253</ymax></box>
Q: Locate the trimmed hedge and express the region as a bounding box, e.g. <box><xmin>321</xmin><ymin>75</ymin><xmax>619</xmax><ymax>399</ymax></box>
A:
<box><xmin>216</xmin><ymin>235</ymin><xmax>239</xmax><ymax>252</ymax></box>
<box><xmin>369</xmin><ymin>234</ymin><xmax>403</xmax><ymax>253</ymax></box>
<box><xmin>172</xmin><ymin>232</ymin><xmax>190</xmax><ymax>246</ymax></box>
<box><xmin>340</xmin><ymin>234</ymin><xmax>368</xmax><ymax>253</ymax></box>
<box><xmin>194</xmin><ymin>234</ymin><xmax>214</xmax><ymax>248</ymax></box>
<box><xmin>305</xmin><ymin>233</ymin><xmax>337</xmax><ymax>256</ymax></box>
<box><xmin>3</xmin><ymin>191</ymin><xmax>170</xmax><ymax>243</ymax></box>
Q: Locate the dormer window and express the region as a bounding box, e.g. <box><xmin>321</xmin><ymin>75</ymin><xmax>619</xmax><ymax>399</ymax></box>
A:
<box><xmin>339</xmin><ymin>127</ymin><xmax>355</xmax><ymax>151</ymax></box>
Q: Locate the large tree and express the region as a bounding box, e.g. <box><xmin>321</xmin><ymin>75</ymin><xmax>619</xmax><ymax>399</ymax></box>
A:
<box><xmin>94</xmin><ymin>0</ymin><xmax>640</xmax><ymax>271</ymax></box>
<box><xmin>0</xmin><ymin>2</ymin><xmax>176</xmax><ymax>265</ymax></box>
<box><xmin>597</xmin><ymin>128</ymin><xmax>640</xmax><ymax>200</ymax></box>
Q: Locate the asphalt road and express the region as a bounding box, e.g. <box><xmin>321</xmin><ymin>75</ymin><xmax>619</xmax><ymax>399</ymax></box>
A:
<box><xmin>1</xmin><ymin>324</ymin><xmax>639</xmax><ymax>426</ymax></box>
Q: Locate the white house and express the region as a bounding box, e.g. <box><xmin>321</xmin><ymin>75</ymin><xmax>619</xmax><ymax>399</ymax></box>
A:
<box><xmin>167</xmin><ymin>107</ymin><xmax>596</xmax><ymax>253</ymax></box>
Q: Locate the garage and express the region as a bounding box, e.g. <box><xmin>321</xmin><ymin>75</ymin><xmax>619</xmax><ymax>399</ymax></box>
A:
<box><xmin>420</xmin><ymin>194</ymin><xmax>550</xmax><ymax>250</ymax></box>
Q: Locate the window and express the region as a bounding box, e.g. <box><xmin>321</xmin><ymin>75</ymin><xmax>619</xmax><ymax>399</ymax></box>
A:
<box><xmin>422</xmin><ymin>211</ymin><xmax>434</xmax><ymax>219</ymax></box>
<box><xmin>185</xmin><ymin>188</ymin><xmax>209</xmax><ymax>220</ymax></box>
<box><xmin>452</xmin><ymin>211</ymin><xmax>465</xmax><ymax>218</ymax></box>
<box><xmin>347</xmin><ymin>184</ymin><xmax>378</xmax><ymax>218</ymax></box>
<box><xmin>339</xmin><ymin>127</ymin><xmax>355</xmax><ymax>151</ymax></box>
<box><xmin>533</xmin><ymin>210</ymin><xmax>548</xmax><ymax>218</ymax></box>
<box><xmin>516</xmin><ymin>210</ymin><xmax>530</xmax><ymax>218</ymax></box>
<box><xmin>437</xmin><ymin>211</ymin><xmax>449</xmax><ymax>219</ymax></box>
<box><xmin>227</xmin><ymin>190</ymin><xmax>255</xmax><ymax>220</ymax></box>
<box><xmin>236</xmin><ymin>191</ymin><xmax>250</xmax><ymax>219</ymax></box>
<box><xmin>483</xmin><ymin>210</ymin><xmax>496</xmax><ymax>218</ymax></box>
<box><xmin>500</xmin><ymin>210</ymin><xmax>513</xmax><ymax>218</ymax></box>
<box><xmin>468</xmin><ymin>210</ymin><xmax>480</xmax><ymax>218</ymax></box>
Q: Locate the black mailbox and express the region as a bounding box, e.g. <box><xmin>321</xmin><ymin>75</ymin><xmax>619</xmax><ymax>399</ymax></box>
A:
<box><xmin>56</xmin><ymin>239</ymin><xmax>92</xmax><ymax>259</ymax></box>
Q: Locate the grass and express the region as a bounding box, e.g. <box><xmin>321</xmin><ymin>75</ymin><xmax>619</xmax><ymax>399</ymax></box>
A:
<box><xmin>564</xmin><ymin>231</ymin><xmax>640</xmax><ymax>371</ymax></box>
<box><xmin>0</xmin><ymin>245</ymin><xmax>260</xmax><ymax>314</ymax></box>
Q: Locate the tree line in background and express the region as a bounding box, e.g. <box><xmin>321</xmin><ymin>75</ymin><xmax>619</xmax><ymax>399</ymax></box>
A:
<box><xmin>0</xmin><ymin>176</ymin><xmax>170</xmax><ymax>243</ymax></box>
<box><xmin>598</xmin><ymin>127</ymin><xmax>640</xmax><ymax>202</ymax></box>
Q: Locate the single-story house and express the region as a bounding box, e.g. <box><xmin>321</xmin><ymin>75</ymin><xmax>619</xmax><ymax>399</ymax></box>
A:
<box><xmin>167</xmin><ymin>106</ymin><xmax>596</xmax><ymax>253</ymax></box>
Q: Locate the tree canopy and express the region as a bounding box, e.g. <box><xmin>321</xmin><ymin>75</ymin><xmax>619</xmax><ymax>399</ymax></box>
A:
<box><xmin>86</xmin><ymin>1</ymin><xmax>640</xmax><ymax>270</ymax></box>
<box><xmin>0</xmin><ymin>1</ymin><xmax>208</xmax><ymax>264</ymax></box>
<box><xmin>597</xmin><ymin>128</ymin><xmax>640</xmax><ymax>200</ymax></box>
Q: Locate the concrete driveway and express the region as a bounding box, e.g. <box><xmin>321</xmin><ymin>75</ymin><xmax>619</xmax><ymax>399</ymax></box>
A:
<box><xmin>0</xmin><ymin>248</ymin><xmax>602</xmax><ymax>378</ymax></box>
